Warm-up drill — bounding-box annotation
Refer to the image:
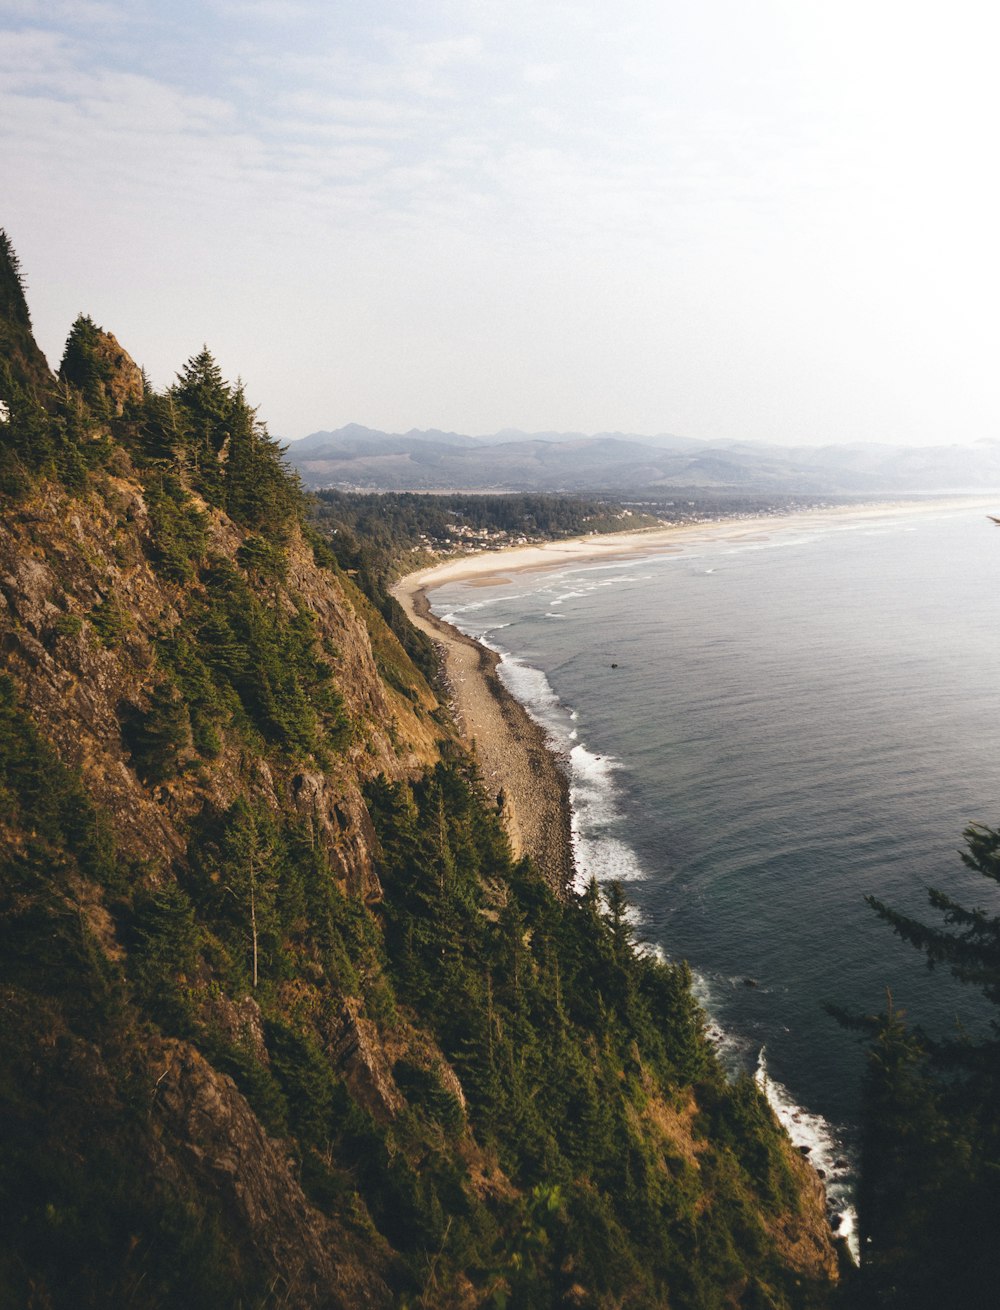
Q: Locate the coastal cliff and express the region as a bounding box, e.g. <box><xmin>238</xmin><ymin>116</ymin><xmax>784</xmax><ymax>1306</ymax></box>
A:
<box><xmin>0</xmin><ymin>232</ymin><xmax>839</xmax><ymax>1307</ymax></box>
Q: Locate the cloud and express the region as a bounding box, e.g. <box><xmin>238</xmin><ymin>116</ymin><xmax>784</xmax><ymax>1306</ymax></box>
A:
<box><xmin>208</xmin><ymin>0</ymin><xmax>316</xmax><ymax>20</ymax></box>
<box><xmin>6</xmin><ymin>1</ymin><xmax>1000</xmax><ymax>442</ymax></box>
<box><xmin>521</xmin><ymin>63</ymin><xmax>561</xmax><ymax>85</ymax></box>
<box><xmin>275</xmin><ymin>90</ymin><xmax>430</xmax><ymax>128</ymax></box>
<box><xmin>0</xmin><ymin>0</ymin><xmax>122</xmax><ymax>25</ymax></box>
<box><xmin>0</xmin><ymin>6</ymin><xmax>832</xmax><ymax>260</ymax></box>
<box><xmin>0</xmin><ymin>25</ymin><xmax>75</xmax><ymax>79</ymax></box>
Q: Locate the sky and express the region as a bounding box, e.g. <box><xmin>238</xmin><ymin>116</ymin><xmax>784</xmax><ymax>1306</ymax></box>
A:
<box><xmin>3</xmin><ymin>0</ymin><xmax>1000</xmax><ymax>447</ymax></box>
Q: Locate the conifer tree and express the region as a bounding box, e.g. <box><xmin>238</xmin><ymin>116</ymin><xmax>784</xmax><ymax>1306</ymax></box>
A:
<box><xmin>846</xmin><ymin>822</ymin><xmax>1000</xmax><ymax>1308</ymax></box>
<box><xmin>169</xmin><ymin>346</ymin><xmax>231</xmax><ymax>500</ymax></box>
<box><xmin>224</xmin><ymin>380</ymin><xmax>301</xmax><ymax>535</ymax></box>
<box><xmin>59</xmin><ymin>314</ymin><xmax>110</xmax><ymax>414</ymax></box>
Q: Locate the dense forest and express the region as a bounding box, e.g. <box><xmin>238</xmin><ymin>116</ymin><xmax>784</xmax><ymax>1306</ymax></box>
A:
<box><xmin>312</xmin><ymin>488</ymin><xmax>661</xmax><ymax>559</ymax></box>
<box><xmin>309</xmin><ymin>488</ymin><xmax>842</xmax><ymax>591</ymax></box>
<box><xmin>10</xmin><ymin>226</ymin><xmax>997</xmax><ymax>1309</ymax></box>
<box><xmin>0</xmin><ymin>230</ymin><xmax>844</xmax><ymax>1306</ymax></box>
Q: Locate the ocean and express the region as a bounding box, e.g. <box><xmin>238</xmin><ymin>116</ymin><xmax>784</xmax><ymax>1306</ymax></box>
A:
<box><xmin>428</xmin><ymin>502</ymin><xmax>1000</xmax><ymax>1246</ymax></box>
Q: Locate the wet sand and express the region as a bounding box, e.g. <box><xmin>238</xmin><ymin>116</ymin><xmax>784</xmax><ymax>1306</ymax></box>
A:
<box><xmin>392</xmin><ymin>496</ymin><xmax>998</xmax><ymax>893</ymax></box>
<box><xmin>396</xmin><ymin>584</ymin><xmax>575</xmax><ymax>892</ymax></box>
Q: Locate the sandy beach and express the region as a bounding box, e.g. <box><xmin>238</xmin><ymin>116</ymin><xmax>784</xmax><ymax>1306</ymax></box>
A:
<box><xmin>393</xmin><ymin>495</ymin><xmax>998</xmax><ymax>890</ymax></box>
<box><xmin>398</xmin><ymin>585</ymin><xmax>575</xmax><ymax>890</ymax></box>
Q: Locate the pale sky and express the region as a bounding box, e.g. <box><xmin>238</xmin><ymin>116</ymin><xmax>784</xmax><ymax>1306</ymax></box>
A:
<box><xmin>3</xmin><ymin>0</ymin><xmax>999</xmax><ymax>445</ymax></box>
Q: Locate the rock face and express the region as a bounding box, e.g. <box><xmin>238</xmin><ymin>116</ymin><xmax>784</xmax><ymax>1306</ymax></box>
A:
<box><xmin>0</xmin><ymin>477</ymin><xmax>456</xmax><ymax>1306</ymax></box>
<box><xmin>154</xmin><ymin>1039</ymin><xmax>394</xmax><ymax>1308</ymax></box>
<box><xmin>57</xmin><ymin>317</ymin><xmax>145</xmax><ymax>415</ymax></box>
<box><xmin>291</xmin><ymin>769</ymin><xmax>385</xmax><ymax>900</ymax></box>
<box><xmin>86</xmin><ymin>327</ymin><xmax>145</xmax><ymax>415</ymax></box>
<box><xmin>0</xmin><ymin>482</ymin><xmax>446</xmax><ymax>879</ymax></box>
<box><xmin>328</xmin><ymin>997</ymin><xmax>405</xmax><ymax>1122</ymax></box>
<box><xmin>768</xmin><ymin>1145</ymin><xmax>843</xmax><ymax>1284</ymax></box>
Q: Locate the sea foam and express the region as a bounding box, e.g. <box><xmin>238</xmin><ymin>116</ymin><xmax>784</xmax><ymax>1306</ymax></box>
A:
<box><xmin>440</xmin><ymin>598</ymin><xmax>858</xmax><ymax>1263</ymax></box>
<box><xmin>756</xmin><ymin>1051</ymin><xmax>859</xmax><ymax>1262</ymax></box>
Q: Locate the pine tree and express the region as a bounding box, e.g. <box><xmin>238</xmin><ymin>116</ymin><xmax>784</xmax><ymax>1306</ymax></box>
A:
<box><xmin>224</xmin><ymin>380</ymin><xmax>301</xmax><ymax>535</ymax></box>
<box><xmin>169</xmin><ymin>346</ymin><xmax>231</xmax><ymax>500</ymax></box>
<box><xmin>124</xmin><ymin>680</ymin><xmax>191</xmax><ymax>782</ymax></box>
<box><xmin>846</xmin><ymin>822</ymin><xmax>1000</xmax><ymax>1308</ymax></box>
<box><xmin>59</xmin><ymin>314</ymin><xmax>110</xmax><ymax>414</ymax></box>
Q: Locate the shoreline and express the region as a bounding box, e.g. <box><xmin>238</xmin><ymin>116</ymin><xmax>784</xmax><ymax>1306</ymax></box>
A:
<box><xmin>398</xmin><ymin>493</ymin><xmax>998</xmax><ymax>594</ymax></box>
<box><xmin>393</xmin><ymin>495</ymin><xmax>997</xmax><ymax>892</ymax></box>
<box><xmin>395</xmin><ymin>493</ymin><xmax>998</xmax><ymax>1259</ymax></box>
<box><xmin>396</xmin><ymin>582</ymin><xmax>575</xmax><ymax>891</ymax></box>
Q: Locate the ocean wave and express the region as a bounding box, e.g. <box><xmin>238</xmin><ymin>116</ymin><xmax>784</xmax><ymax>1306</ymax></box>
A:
<box><xmin>441</xmin><ymin>591</ymin><xmax>531</xmax><ymax>619</ymax></box>
<box><xmin>756</xmin><ymin>1049</ymin><xmax>858</xmax><ymax>1262</ymax></box>
<box><xmin>566</xmin><ymin>747</ymin><xmax>647</xmax><ymax>886</ymax></box>
<box><xmin>435</xmin><ymin>596</ymin><xmax>857</xmax><ymax>1258</ymax></box>
<box><xmin>690</xmin><ymin>974</ymin><xmax>858</xmax><ymax>1263</ymax></box>
<box><xmin>494</xmin><ymin>653</ymin><xmax>563</xmax><ymax>717</ymax></box>
<box><xmin>572</xmin><ymin>828</ymin><xmax>647</xmax><ymax>888</ymax></box>
<box><xmin>490</xmin><ymin>652</ymin><xmax>647</xmax><ymax>890</ymax></box>
<box><xmin>691</xmin><ymin>973</ymin><xmax>760</xmax><ymax>1070</ymax></box>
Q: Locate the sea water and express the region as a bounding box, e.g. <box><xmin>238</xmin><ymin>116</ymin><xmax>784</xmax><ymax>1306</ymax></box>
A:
<box><xmin>430</xmin><ymin>504</ymin><xmax>1000</xmax><ymax>1248</ymax></box>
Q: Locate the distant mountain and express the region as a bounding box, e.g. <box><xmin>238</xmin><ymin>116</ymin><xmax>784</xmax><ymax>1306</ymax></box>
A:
<box><xmin>285</xmin><ymin>425</ymin><xmax>1000</xmax><ymax>495</ymax></box>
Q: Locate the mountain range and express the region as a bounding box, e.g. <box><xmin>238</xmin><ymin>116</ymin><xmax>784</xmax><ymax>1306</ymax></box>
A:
<box><xmin>287</xmin><ymin>423</ymin><xmax>1000</xmax><ymax>495</ymax></box>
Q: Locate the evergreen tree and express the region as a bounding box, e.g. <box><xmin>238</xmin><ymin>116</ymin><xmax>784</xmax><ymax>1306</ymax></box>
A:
<box><xmin>122</xmin><ymin>681</ymin><xmax>191</xmax><ymax>782</ymax></box>
<box><xmin>844</xmin><ymin>822</ymin><xmax>1000</xmax><ymax>1308</ymax></box>
<box><xmin>169</xmin><ymin>346</ymin><xmax>231</xmax><ymax>499</ymax></box>
<box><xmin>223</xmin><ymin>382</ymin><xmax>301</xmax><ymax>535</ymax></box>
<box><xmin>59</xmin><ymin>314</ymin><xmax>112</xmax><ymax>414</ymax></box>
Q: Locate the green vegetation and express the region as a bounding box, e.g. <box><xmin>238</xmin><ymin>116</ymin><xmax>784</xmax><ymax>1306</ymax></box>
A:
<box><xmin>312</xmin><ymin>488</ymin><xmax>659</xmax><ymax>586</ymax></box>
<box><xmin>0</xmin><ymin>231</ymin><xmax>835</xmax><ymax>1307</ymax></box>
<box><xmin>1</xmin><ymin>248</ymin><xmax>302</xmax><ymax>540</ymax></box>
<box><xmin>60</xmin><ymin>313</ymin><xmax>126</xmax><ymax>417</ymax></box>
<box><xmin>365</xmin><ymin>765</ymin><xmax>813</xmax><ymax>1306</ymax></box>
<box><xmin>88</xmin><ymin>594</ymin><xmax>132</xmax><ymax>647</ymax></box>
<box><xmin>154</xmin><ymin>555</ymin><xmax>352</xmax><ymax>764</ymax></box>
<box><xmin>121</xmin><ymin>681</ymin><xmax>192</xmax><ymax>783</ymax></box>
<box><xmin>144</xmin><ymin>470</ymin><xmax>210</xmax><ymax>583</ymax></box>
<box><xmin>310</xmin><ymin>491</ymin><xmax>661</xmax><ymax>687</ymax></box>
<box><xmin>833</xmin><ymin>824</ymin><xmax>1000</xmax><ymax>1308</ymax></box>
<box><xmin>0</xmin><ymin>675</ymin><xmax>824</xmax><ymax>1306</ymax></box>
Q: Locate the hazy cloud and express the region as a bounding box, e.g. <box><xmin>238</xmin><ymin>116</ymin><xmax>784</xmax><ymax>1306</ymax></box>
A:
<box><xmin>5</xmin><ymin>1</ymin><xmax>1000</xmax><ymax>444</ymax></box>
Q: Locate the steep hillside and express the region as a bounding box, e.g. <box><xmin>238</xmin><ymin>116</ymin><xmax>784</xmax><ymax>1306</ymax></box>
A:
<box><xmin>0</xmin><ymin>233</ymin><xmax>839</xmax><ymax>1308</ymax></box>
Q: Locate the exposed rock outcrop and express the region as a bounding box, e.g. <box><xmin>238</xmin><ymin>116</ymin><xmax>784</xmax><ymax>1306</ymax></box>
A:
<box><xmin>154</xmin><ymin>1039</ymin><xmax>395</xmax><ymax>1307</ymax></box>
<box><xmin>87</xmin><ymin>328</ymin><xmax>144</xmax><ymax>415</ymax></box>
<box><xmin>0</xmin><ymin>480</ymin><xmax>446</xmax><ymax>881</ymax></box>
